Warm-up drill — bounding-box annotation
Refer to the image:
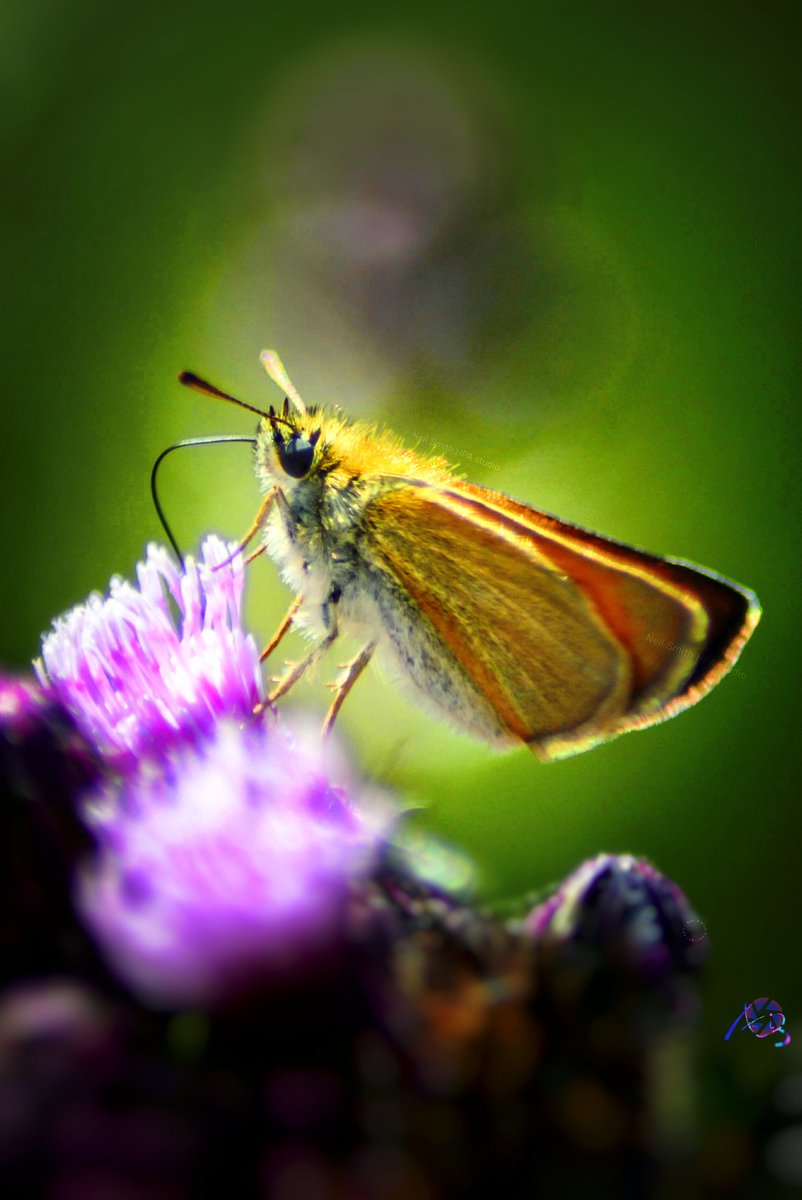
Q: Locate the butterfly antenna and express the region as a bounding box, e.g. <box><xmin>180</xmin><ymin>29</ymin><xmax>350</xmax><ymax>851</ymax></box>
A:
<box><xmin>178</xmin><ymin>372</ymin><xmax>271</xmax><ymax>420</ymax></box>
<box><xmin>260</xmin><ymin>350</ymin><xmax>307</xmax><ymax>415</ymax></box>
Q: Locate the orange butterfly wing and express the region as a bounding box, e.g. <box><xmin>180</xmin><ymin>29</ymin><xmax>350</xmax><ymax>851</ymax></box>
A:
<box><xmin>365</xmin><ymin>480</ymin><xmax>759</xmax><ymax>759</ymax></box>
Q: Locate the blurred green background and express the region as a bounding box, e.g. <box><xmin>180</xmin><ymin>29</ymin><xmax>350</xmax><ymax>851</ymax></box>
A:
<box><xmin>2</xmin><ymin>0</ymin><xmax>800</xmax><ymax>1170</ymax></box>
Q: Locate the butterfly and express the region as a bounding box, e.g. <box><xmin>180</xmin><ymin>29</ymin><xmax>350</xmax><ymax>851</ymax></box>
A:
<box><xmin>170</xmin><ymin>352</ymin><xmax>760</xmax><ymax>760</ymax></box>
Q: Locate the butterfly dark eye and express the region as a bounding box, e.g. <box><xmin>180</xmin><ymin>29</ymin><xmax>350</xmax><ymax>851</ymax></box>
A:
<box><xmin>278</xmin><ymin>433</ymin><xmax>316</xmax><ymax>479</ymax></box>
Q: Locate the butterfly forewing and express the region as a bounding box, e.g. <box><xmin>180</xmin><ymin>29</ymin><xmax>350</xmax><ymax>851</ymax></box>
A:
<box><xmin>448</xmin><ymin>482</ymin><xmax>760</xmax><ymax>725</ymax></box>
<box><xmin>366</xmin><ymin>485</ymin><xmax>633</xmax><ymax>757</ymax></box>
<box><xmin>364</xmin><ymin>480</ymin><xmax>759</xmax><ymax>759</ymax></box>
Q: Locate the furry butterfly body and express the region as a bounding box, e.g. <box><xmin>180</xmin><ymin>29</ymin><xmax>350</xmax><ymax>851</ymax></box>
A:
<box><xmin>179</xmin><ymin>354</ymin><xmax>760</xmax><ymax>760</ymax></box>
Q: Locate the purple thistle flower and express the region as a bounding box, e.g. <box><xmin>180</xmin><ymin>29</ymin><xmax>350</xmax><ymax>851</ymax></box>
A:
<box><xmin>36</xmin><ymin>537</ymin><xmax>263</xmax><ymax>772</ymax></box>
<box><xmin>30</xmin><ymin>537</ymin><xmax>395</xmax><ymax>1006</ymax></box>
<box><xmin>526</xmin><ymin>853</ymin><xmax>708</xmax><ymax>982</ymax></box>
<box><xmin>78</xmin><ymin>719</ymin><xmax>393</xmax><ymax>1007</ymax></box>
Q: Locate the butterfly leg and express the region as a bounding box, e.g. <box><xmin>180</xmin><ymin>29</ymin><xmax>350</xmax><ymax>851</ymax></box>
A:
<box><xmin>258</xmin><ymin>591</ymin><xmax>341</xmax><ymax>715</ymax></box>
<box><xmin>265</xmin><ymin>629</ymin><xmax>338</xmax><ymax>709</ymax></box>
<box><xmin>322</xmin><ymin>641</ymin><xmax>376</xmax><ymax>737</ymax></box>
<box><xmin>212</xmin><ymin>487</ymin><xmax>277</xmax><ymax>571</ymax></box>
<box><xmin>259</xmin><ymin>594</ymin><xmax>303</xmax><ymax>663</ymax></box>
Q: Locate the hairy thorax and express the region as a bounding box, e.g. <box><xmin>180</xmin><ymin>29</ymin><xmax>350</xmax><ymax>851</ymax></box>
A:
<box><xmin>260</xmin><ymin>470</ymin><xmax>509</xmax><ymax>743</ymax></box>
<box><xmin>262</xmin><ymin>471</ymin><xmax>381</xmax><ymax>637</ymax></box>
